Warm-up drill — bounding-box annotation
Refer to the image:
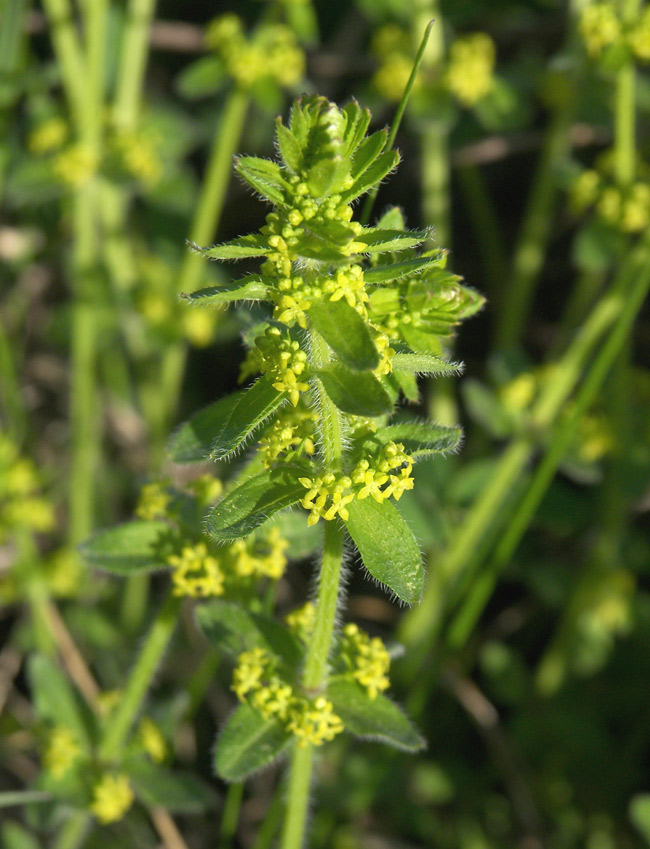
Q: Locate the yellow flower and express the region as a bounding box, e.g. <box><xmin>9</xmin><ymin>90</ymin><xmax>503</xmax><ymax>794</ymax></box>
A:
<box><xmin>629</xmin><ymin>8</ymin><xmax>650</xmax><ymax>61</ymax></box>
<box><xmin>90</xmin><ymin>774</ymin><xmax>134</xmax><ymax>824</ymax></box>
<box><xmin>579</xmin><ymin>3</ymin><xmax>621</xmax><ymax>57</ymax></box>
<box><xmin>168</xmin><ymin>542</ymin><xmax>225</xmax><ymax>597</ymax></box>
<box><xmin>340</xmin><ymin>623</ymin><xmax>391</xmax><ymax>699</ymax></box>
<box><xmin>135</xmin><ymin>481</ymin><xmax>171</xmax><ymax>520</ymax></box>
<box><xmin>138</xmin><ymin>717</ymin><xmax>167</xmax><ymax>763</ymax></box>
<box><xmin>232</xmin><ymin>647</ymin><xmax>269</xmax><ymax>700</ymax></box>
<box><xmin>52</xmin><ymin>144</ymin><xmax>97</xmax><ymax>187</ymax></box>
<box><xmin>43</xmin><ymin>726</ymin><xmax>81</xmax><ymax>778</ymax></box>
<box><xmin>445</xmin><ymin>34</ymin><xmax>496</xmax><ymax>106</ymax></box>
<box><xmin>287</xmin><ymin>697</ymin><xmax>344</xmax><ymax>746</ymax></box>
<box><xmin>28</xmin><ymin>117</ymin><xmax>68</xmax><ymax>154</ymax></box>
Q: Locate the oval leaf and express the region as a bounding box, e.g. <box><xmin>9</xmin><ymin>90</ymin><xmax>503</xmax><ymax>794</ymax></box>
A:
<box><xmin>316</xmin><ymin>365</ymin><xmax>392</xmax><ymax>416</ymax></box>
<box><xmin>79</xmin><ymin>520</ymin><xmax>171</xmax><ymax>575</ymax></box>
<box><xmin>309</xmin><ymin>300</ymin><xmax>379</xmax><ymax>371</ymax></box>
<box><xmin>210</xmin><ymin>376</ymin><xmax>287</xmax><ymax>461</ymax></box>
<box><xmin>189</xmin><ymin>234</ymin><xmax>270</xmax><ymax>261</ymax></box>
<box><xmin>206</xmin><ymin>465</ymin><xmax>306</xmax><ymax>541</ymax></box>
<box><xmin>376</xmin><ymin>421</ymin><xmax>462</xmax><ymax>458</ymax></box>
<box><xmin>196</xmin><ymin>601</ymin><xmax>302</xmax><ymax>667</ymax></box>
<box><xmin>27</xmin><ymin>656</ymin><xmax>93</xmax><ymax>751</ymax></box>
<box><xmin>365</xmin><ymin>255</ymin><xmax>444</xmax><ymax>284</ymax></box>
<box><xmin>235</xmin><ymin>156</ymin><xmax>289</xmax><ymax>206</ymax></box>
<box><xmin>328</xmin><ymin>679</ymin><xmax>425</xmax><ymax>752</ymax></box>
<box><xmin>343</xmin><ymin>498</ymin><xmax>423</xmax><ymax>603</ymax></box>
<box><xmin>392</xmin><ymin>353</ymin><xmax>463</xmax><ymax>377</ymax></box>
<box><xmin>128</xmin><ymin>761</ymin><xmax>215</xmax><ymax>813</ymax></box>
<box><xmin>214</xmin><ymin>704</ymin><xmax>291</xmax><ymax>782</ymax></box>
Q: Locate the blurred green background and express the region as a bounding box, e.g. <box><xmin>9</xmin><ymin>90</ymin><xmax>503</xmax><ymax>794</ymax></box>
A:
<box><xmin>1</xmin><ymin>0</ymin><xmax>650</xmax><ymax>847</ymax></box>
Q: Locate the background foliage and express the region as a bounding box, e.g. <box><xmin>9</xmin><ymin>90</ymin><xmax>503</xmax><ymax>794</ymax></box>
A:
<box><xmin>1</xmin><ymin>0</ymin><xmax>650</xmax><ymax>848</ymax></box>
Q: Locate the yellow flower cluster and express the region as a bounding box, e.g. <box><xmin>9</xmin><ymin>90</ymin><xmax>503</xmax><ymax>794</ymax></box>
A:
<box><xmin>43</xmin><ymin>726</ymin><xmax>81</xmax><ymax>778</ymax></box>
<box><xmin>339</xmin><ymin>623</ymin><xmax>390</xmax><ymax>699</ymax></box>
<box><xmin>138</xmin><ymin>717</ymin><xmax>167</xmax><ymax>763</ymax></box>
<box><xmin>259</xmin><ymin>405</ymin><xmax>317</xmax><ymax>466</ymax></box>
<box><xmin>445</xmin><ymin>34</ymin><xmax>496</xmax><ymax>106</ymax></box>
<box><xmin>254</xmin><ymin>326</ymin><xmax>310</xmax><ymax>406</ymax></box>
<box><xmin>168</xmin><ymin>542</ymin><xmax>225</xmax><ymax>597</ymax></box>
<box><xmin>579</xmin><ymin>4</ymin><xmax>621</xmax><ymax>57</ymax></box>
<box><xmin>0</xmin><ymin>436</ymin><xmax>55</xmax><ymax>543</ymax></box>
<box><xmin>52</xmin><ymin>144</ymin><xmax>97</xmax><ymax>187</ymax></box>
<box><xmin>371</xmin><ymin>25</ymin><xmax>423</xmax><ymax>103</ymax></box>
<box><xmin>273</xmin><ymin>272</ymin><xmax>319</xmax><ymax>327</ymax></box>
<box><xmin>28</xmin><ymin>117</ymin><xmax>68</xmax><ymax>154</ymax></box>
<box><xmin>499</xmin><ymin>372</ymin><xmax>537</xmax><ymax>413</ymax></box>
<box><xmin>373</xmin><ymin>332</ymin><xmax>396</xmax><ymax>377</ymax></box>
<box><xmin>228</xmin><ymin>527</ymin><xmax>288</xmax><ymax>580</ymax></box>
<box><xmin>322</xmin><ymin>264</ymin><xmax>369</xmax><ymax>312</ymax></box>
<box><xmin>579</xmin><ymin>3</ymin><xmax>650</xmax><ymax>62</ymax></box>
<box><xmin>188</xmin><ymin>473</ymin><xmax>223</xmax><ymax>506</ymax></box>
<box><xmin>285</xmin><ymin>602</ymin><xmax>316</xmax><ymax>640</ymax></box>
<box><xmin>112</xmin><ymin>130</ymin><xmax>162</xmax><ymax>186</ymax></box>
<box><xmin>299</xmin><ymin>441</ymin><xmax>414</xmax><ymax>526</ymax></box>
<box><xmin>182</xmin><ymin>307</ymin><xmax>219</xmax><ymax>347</ymax></box>
<box><xmin>135</xmin><ymin>481</ymin><xmax>171</xmax><ymax>520</ymax></box>
<box><xmin>232</xmin><ymin>648</ymin><xmax>344</xmax><ymax>746</ymax></box>
<box><xmin>205</xmin><ymin>14</ymin><xmax>304</xmax><ymax>89</ymax></box>
<box><xmin>571</xmin><ymin>168</ymin><xmax>650</xmax><ymax>232</ymax></box>
<box><xmin>90</xmin><ymin>773</ymin><xmax>134</xmax><ymax>824</ymax></box>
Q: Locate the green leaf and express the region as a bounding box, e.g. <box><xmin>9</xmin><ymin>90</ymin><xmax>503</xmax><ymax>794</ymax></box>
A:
<box><xmin>342</xmin><ymin>101</ymin><xmax>371</xmax><ymax>157</ymax></box>
<box><xmin>316</xmin><ymin>365</ymin><xmax>393</xmax><ymax>416</ymax></box>
<box><xmin>235</xmin><ymin>156</ymin><xmax>289</xmax><ymax>206</ymax></box>
<box><xmin>79</xmin><ymin>520</ymin><xmax>171</xmax><ymax>575</ymax></box>
<box><xmin>343</xmin><ymin>498</ymin><xmax>423</xmax><ymax>603</ymax></box>
<box><xmin>362</xmin><ymin>228</ymin><xmax>430</xmax><ymax>253</ymax></box>
<box><xmin>309</xmin><ymin>300</ymin><xmax>379</xmax><ymax>371</ymax></box>
<box><xmin>214</xmin><ymin>704</ymin><xmax>291</xmax><ymax>782</ymax></box>
<box><xmin>275</xmin><ymin>119</ymin><xmax>301</xmax><ymax>173</ymax></box>
<box><xmin>190</xmin><ymin>234</ymin><xmax>270</xmax><ymax>260</ymax></box>
<box><xmin>376</xmin><ymin>421</ymin><xmax>463</xmax><ymax>458</ymax></box>
<box><xmin>375</xmin><ymin>206</ymin><xmax>405</xmax><ymax>230</ymax></box>
<box><xmin>2</xmin><ymin>819</ymin><xmax>44</xmax><ymax>849</ymax></box>
<box><xmin>196</xmin><ymin>601</ymin><xmax>301</xmax><ymax>667</ymax></box>
<box><xmin>307</xmin><ymin>153</ymin><xmax>350</xmax><ymax>199</ymax></box>
<box><xmin>175</xmin><ymin>55</ymin><xmax>225</xmax><ymax>99</ymax></box>
<box><xmin>340</xmin><ymin>149</ymin><xmax>400</xmax><ymax>203</ymax></box>
<box><xmin>210</xmin><ymin>376</ymin><xmax>287</xmax><ymax>461</ymax></box>
<box><xmin>391</xmin><ymin>369</ymin><xmax>419</xmax><ymax>402</ymax></box>
<box><xmin>328</xmin><ymin>680</ymin><xmax>425</xmax><ymax>752</ymax></box>
<box><xmin>398</xmin><ymin>324</ymin><xmax>443</xmax><ymax>356</ymax></box>
<box><xmin>127</xmin><ymin>761</ymin><xmax>215</xmax><ymax>813</ymax></box>
<box><xmin>27</xmin><ymin>656</ymin><xmax>92</xmax><ymax>751</ymax></box>
<box><xmin>630</xmin><ymin>794</ymin><xmax>650</xmax><ymax>845</ymax></box>
<box><xmin>365</xmin><ymin>256</ymin><xmax>444</xmax><ymax>284</ymax></box>
<box><xmin>206</xmin><ymin>464</ymin><xmax>307</xmax><ymax>541</ymax></box>
<box><xmin>350</xmin><ymin>129</ymin><xmax>387</xmax><ymax>182</ymax></box>
<box><xmin>392</xmin><ymin>353</ymin><xmax>463</xmax><ymax>377</ymax></box>
<box><xmin>180</xmin><ymin>276</ymin><xmax>269</xmax><ymax>305</ymax></box>
<box><xmin>168</xmin><ymin>393</ymin><xmax>239</xmax><ymax>463</ymax></box>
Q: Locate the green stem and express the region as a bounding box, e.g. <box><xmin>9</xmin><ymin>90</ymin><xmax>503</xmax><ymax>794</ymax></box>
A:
<box><xmin>155</xmin><ymin>88</ymin><xmax>250</xmax><ymax>438</ymax></box>
<box><xmin>447</xmin><ymin>240</ymin><xmax>650</xmax><ymax>649</ymax></box>
<box><xmin>400</xmin><ymin>247</ymin><xmax>635</xmax><ymax>661</ymax></box>
<box><xmin>494</xmin><ymin>104</ymin><xmax>575</xmax><ymax>350</ymax></box>
<box><xmin>280</xmin><ymin>328</ymin><xmax>346</xmax><ymax>849</ymax></box>
<box><xmin>52</xmin><ymin>812</ymin><xmax>91</xmax><ymax>849</ymax></box>
<box><xmin>251</xmin><ymin>785</ymin><xmax>285</xmax><ymax>849</ymax></box>
<box><xmin>280</xmin><ymin>743</ymin><xmax>315</xmax><ymax>849</ymax></box>
<box><xmin>219</xmin><ymin>782</ymin><xmax>244</xmax><ymax>849</ymax></box>
<box><xmin>0</xmin><ymin>313</ymin><xmax>25</xmax><ymax>441</ymax></box>
<box><xmin>98</xmin><ymin>593</ymin><xmax>181</xmax><ymax>762</ymax></box>
<box><xmin>40</xmin><ymin>0</ymin><xmax>86</xmax><ymax>125</ymax></box>
<box><xmin>112</xmin><ymin>0</ymin><xmax>157</xmax><ymax>131</ymax></box>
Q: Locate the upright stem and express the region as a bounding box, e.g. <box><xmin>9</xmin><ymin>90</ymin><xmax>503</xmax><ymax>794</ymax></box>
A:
<box><xmin>112</xmin><ymin>0</ymin><xmax>157</xmax><ymax>131</ymax></box>
<box><xmin>155</xmin><ymin>88</ymin><xmax>250</xmax><ymax>441</ymax></box>
<box><xmin>280</xmin><ymin>328</ymin><xmax>346</xmax><ymax>849</ymax></box>
<box><xmin>98</xmin><ymin>593</ymin><xmax>181</xmax><ymax>762</ymax></box>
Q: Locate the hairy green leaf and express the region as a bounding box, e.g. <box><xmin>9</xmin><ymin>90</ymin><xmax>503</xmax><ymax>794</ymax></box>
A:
<box><xmin>309</xmin><ymin>299</ymin><xmax>379</xmax><ymax>371</ymax></box>
<box><xmin>350</xmin><ymin>129</ymin><xmax>387</xmax><ymax>182</ymax></box>
<box><xmin>236</xmin><ymin>156</ymin><xmax>289</xmax><ymax>206</ymax></box>
<box><xmin>398</xmin><ymin>324</ymin><xmax>443</xmax><ymax>356</ymax></box>
<box><xmin>168</xmin><ymin>393</ymin><xmax>240</xmax><ymax>463</ymax></box>
<box><xmin>180</xmin><ymin>276</ymin><xmax>269</xmax><ymax>305</ymax></box>
<box><xmin>128</xmin><ymin>761</ymin><xmax>215</xmax><ymax>813</ymax></box>
<box><xmin>175</xmin><ymin>55</ymin><xmax>225</xmax><ymax>99</ymax></box>
<box><xmin>328</xmin><ymin>680</ymin><xmax>425</xmax><ymax>751</ymax></box>
<box><xmin>344</xmin><ymin>498</ymin><xmax>423</xmax><ymax>603</ymax></box>
<box><xmin>392</xmin><ymin>353</ymin><xmax>463</xmax><ymax>377</ymax></box>
<box><xmin>376</xmin><ymin>421</ymin><xmax>463</xmax><ymax>457</ymax></box>
<box><xmin>196</xmin><ymin>601</ymin><xmax>301</xmax><ymax>666</ymax></box>
<box><xmin>79</xmin><ymin>520</ymin><xmax>171</xmax><ymax>575</ymax></box>
<box><xmin>365</xmin><ymin>256</ymin><xmax>445</xmax><ymax>284</ymax></box>
<box><xmin>342</xmin><ymin>101</ymin><xmax>371</xmax><ymax>156</ymax></box>
<box><xmin>340</xmin><ymin>149</ymin><xmax>400</xmax><ymax>203</ymax></box>
<box><xmin>206</xmin><ymin>465</ymin><xmax>307</xmax><ymax>541</ymax></box>
<box><xmin>316</xmin><ymin>365</ymin><xmax>393</xmax><ymax>416</ymax></box>
<box><xmin>361</xmin><ymin>228</ymin><xmax>430</xmax><ymax>253</ymax></box>
<box><xmin>210</xmin><ymin>376</ymin><xmax>287</xmax><ymax>461</ymax></box>
<box><xmin>275</xmin><ymin>118</ymin><xmax>302</xmax><ymax>173</ymax></box>
<box><xmin>190</xmin><ymin>234</ymin><xmax>270</xmax><ymax>260</ymax></box>
<box><xmin>214</xmin><ymin>704</ymin><xmax>291</xmax><ymax>782</ymax></box>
